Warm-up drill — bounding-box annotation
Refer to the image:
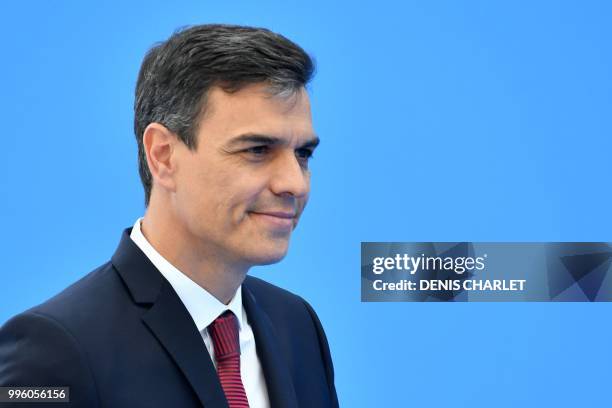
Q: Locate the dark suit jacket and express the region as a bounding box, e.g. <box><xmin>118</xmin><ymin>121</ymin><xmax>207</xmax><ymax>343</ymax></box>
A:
<box><xmin>0</xmin><ymin>228</ymin><xmax>339</xmax><ymax>407</ymax></box>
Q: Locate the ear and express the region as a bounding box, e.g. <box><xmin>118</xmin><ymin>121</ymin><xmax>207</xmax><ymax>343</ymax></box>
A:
<box><xmin>142</xmin><ymin>122</ymin><xmax>178</xmax><ymax>194</ymax></box>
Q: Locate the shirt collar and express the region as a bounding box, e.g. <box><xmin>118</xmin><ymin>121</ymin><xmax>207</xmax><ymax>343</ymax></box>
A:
<box><xmin>129</xmin><ymin>217</ymin><xmax>244</xmax><ymax>332</ymax></box>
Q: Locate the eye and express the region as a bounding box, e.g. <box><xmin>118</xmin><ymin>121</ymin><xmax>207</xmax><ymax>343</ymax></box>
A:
<box><xmin>245</xmin><ymin>145</ymin><xmax>269</xmax><ymax>156</ymax></box>
<box><xmin>295</xmin><ymin>148</ymin><xmax>314</xmax><ymax>160</ymax></box>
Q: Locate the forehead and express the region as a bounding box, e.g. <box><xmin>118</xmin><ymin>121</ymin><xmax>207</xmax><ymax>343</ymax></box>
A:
<box><xmin>197</xmin><ymin>83</ymin><xmax>315</xmax><ymax>144</ymax></box>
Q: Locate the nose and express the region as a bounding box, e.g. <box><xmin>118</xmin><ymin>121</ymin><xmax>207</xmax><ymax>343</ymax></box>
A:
<box><xmin>269</xmin><ymin>151</ymin><xmax>310</xmax><ymax>199</ymax></box>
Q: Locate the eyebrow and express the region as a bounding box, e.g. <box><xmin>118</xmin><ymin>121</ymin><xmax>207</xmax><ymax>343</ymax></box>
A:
<box><xmin>226</xmin><ymin>133</ymin><xmax>320</xmax><ymax>150</ymax></box>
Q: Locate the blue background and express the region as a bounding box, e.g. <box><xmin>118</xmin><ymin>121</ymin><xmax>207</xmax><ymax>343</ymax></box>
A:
<box><xmin>2</xmin><ymin>1</ymin><xmax>611</xmax><ymax>406</ymax></box>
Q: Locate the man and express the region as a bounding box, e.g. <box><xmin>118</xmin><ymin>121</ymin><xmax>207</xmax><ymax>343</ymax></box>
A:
<box><xmin>0</xmin><ymin>24</ymin><xmax>339</xmax><ymax>407</ymax></box>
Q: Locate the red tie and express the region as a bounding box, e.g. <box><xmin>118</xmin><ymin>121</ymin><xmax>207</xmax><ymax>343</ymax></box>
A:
<box><xmin>209</xmin><ymin>310</ymin><xmax>250</xmax><ymax>408</ymax></box>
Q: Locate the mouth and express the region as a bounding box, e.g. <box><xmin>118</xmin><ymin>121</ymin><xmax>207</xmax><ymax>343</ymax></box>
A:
<box><xmin>249</xmin><ymin>211</ymin><xmax>296</xmax><ymax>231</ymax></box>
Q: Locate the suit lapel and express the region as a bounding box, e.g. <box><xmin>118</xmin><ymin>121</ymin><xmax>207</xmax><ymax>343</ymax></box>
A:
<box><xmin>142</xmin><ymin>280</ymin><xmax>229</xmax><ymax>408</ymax></box>
<box><xmin>242</xmin><ymin>283</ymin><xmax>299</xmax><ymax>408</ymax></box>
<box><xmin>113</xmin><ymin>227</ymin><xmax>299</xmax><ymax>408</ymax></box>
<box><xmin>112</xmin><ymin>228</ymin><xmax>228</xmax><ymax>408</ymax></box>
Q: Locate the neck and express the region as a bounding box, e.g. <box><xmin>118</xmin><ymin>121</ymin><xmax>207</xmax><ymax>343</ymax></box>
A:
<box><xmin>140</xmin><ymin>202</ymin><xmax>248</xmax><ymax>305</ymax></box>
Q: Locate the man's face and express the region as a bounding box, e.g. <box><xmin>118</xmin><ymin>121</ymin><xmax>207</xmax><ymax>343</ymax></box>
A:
<box><xmin>171</xmin><ymin>83</ymin><xmax>317</xmax><ymax>267</ymax></box>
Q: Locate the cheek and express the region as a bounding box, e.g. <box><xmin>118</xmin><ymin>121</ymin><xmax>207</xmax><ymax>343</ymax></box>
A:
<box><xmin>175</xmin><ymin>162</ymin><xmax>225</xmax><ymax>220</ymax></box>
<box><xmin>299</xmin><ymin>178</ymin><xmax>312</xmax><ymax>209</ymax></box>
<box><xmin>297</xmin><ymin>195</ymin><xmax>309</xmax><ymax>216</ymax></box>
<box><xmin>215</xmin><ymin>177</ymin><xmax>267</xmax><ymax>223</ymax></box>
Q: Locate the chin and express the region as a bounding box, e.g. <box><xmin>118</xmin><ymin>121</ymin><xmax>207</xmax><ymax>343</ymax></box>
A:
<box><xmin>251</xmin><ymin>251</ymin><xmax>289</xmax><ymax>266</ymax></box>
<box><xmin>246</xmin><ymin>242</ymin><xmax>290</xmax><ymax>266</ymax></box>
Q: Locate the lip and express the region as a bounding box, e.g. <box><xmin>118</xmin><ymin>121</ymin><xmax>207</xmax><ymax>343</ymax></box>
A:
<box><xmin>250</xmin><ymin>211</ymin><xmax>296</xmax><ymax>231</ymax></box>
<box><xmin>254</xmin><ymin>211</ymin><xmax>296</xmax><ymax>218</ymax></box>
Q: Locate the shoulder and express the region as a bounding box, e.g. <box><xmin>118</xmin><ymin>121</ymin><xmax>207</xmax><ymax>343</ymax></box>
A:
<box><xmin>17</xmin><ymin>261</ymin><xmax>131</xmax><ymax>330</ymax></box>
<box><xmin>0</xmin><ymin>289</ymin><xmax>103</xmax><ymax>405</ymax></box>
<box><xmin>0</xmin><ymin>260</ymin><xmax>134</xmax><ymax>364</ymax></box>
<box><xmin>242</xmin><ymin>275</ymin><xmax>326</xmax><ymax>337</ymax></box>
<box><xmin>0</xmin><ymin>261</ymin><xmax>133</xmax><ymax>404</ymax></box>
<box><xmin>243</xmin><ymin>276</ymin><xmax>339</xmax><ymax>406</ymax></box>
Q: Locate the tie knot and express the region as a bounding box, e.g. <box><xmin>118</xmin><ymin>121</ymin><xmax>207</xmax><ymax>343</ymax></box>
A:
<box><xmin>209</xmin><ymin>310</ymin><xmax>240</xmax><ymax>360</ymax></box>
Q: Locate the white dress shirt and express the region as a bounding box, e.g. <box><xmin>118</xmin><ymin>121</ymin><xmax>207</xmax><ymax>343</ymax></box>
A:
<box><xmin>130</xmin><ymin>218</ymin><xmax>270</xmax><ymax>408</ymax></box>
